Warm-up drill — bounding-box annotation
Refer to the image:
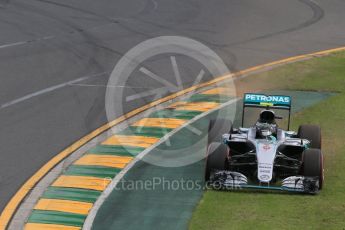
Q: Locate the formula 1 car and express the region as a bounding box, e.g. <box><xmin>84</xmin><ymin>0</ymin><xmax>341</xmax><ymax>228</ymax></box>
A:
<box><xmin>205</xmin><ymin>93</ymin><xmax>324</xmax><ymax>194</ymax></box>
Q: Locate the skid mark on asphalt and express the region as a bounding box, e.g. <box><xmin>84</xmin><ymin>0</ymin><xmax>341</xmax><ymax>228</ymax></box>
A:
<box><xmin>229</xmin><ymin>0</ymin><xmax>324</xmax><ymax>46</ymax></box>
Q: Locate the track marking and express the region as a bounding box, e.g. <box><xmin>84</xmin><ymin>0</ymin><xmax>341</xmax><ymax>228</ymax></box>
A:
<box><xmin>25</xmin><ymin>223</ymin><xmax>81</xmax><ymax>230</ymax></box>
<box><xmin>1</xmin><ymin>46</ymin><xmax>345</xmax><ymax>230</ymax></box>
<box><xmin>69</xmin><ymin>83</ymin><xmax>155</xmax><ymax>89</ymax></box>
<box><xmin>202</xmin><ymin>87</ymin><xmax>235</xmax><ymax>96</ymax></box>
<box><xmin>34</xmin><ymin>199</ymin><xmax>92</xmax><ymax>215</ymax></box>
<box><xmin>102</xmin><ymin>135</ymin><xmax>160</xmax><ymax>148</ymax></box>
<box><xmin>0</xmin><ymin>72</ymin><xmax>107</xmax><ymax>110</ymax></box>
<box><xmin>0</xmin><ymin>36</ymin><xmax>55</xmax><ymax>50</ymax></box>
<box><xmin>169</xmin><ymin>101</ymin><xmax>220</xmax><ymax>112</ymax></box>
<box><xmin>132</xmin><ymin>117</ymin><xmax>187</xmax><ymax>129</ymax></box>
<box><xmin>74</xmin><ymin>155</ymin><xmax>133</xmax><ymax>169</ymax></box>
<box><xmin>52</xmin><ymin>176</ymin><xmax>109</xmax><ymax>191</ymax></box>
<box><xmin>0</xmin><ymin>41</ymin><xmax>27</xmax><ymax>49</ymax></box>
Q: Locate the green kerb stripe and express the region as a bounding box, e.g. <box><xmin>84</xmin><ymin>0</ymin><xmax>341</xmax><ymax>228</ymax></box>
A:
<box><xmin>63</xmin><ymin>165</ymin><xmax>121</xmax><ymax>178</ymax></box>
<box><xmin>88</xmin><ymin>145</ymin><xmax>144</xmax><ymax>156</ymax></box>
<box><xmin>187</xmin><ymin>94</ymin><xmax>231</xmax><ymax>103</ymax></box>
<box><xmin>28</xmin><ymin>210</ymin><xmax>86</xmax><ymax>227</ymax></box>
<box><xmin>42</xmin><ymin>187</ymin><xmax>101</xmax><ymax>203</ymax></box>
<box><xmin>149</xmin><ymin>110</ymin><xmax>202</xmax><ymax>120</ymax></box>
<box><xmin>118</xmin><ymin>126</ymin><xmax>173</xmax><ymax>138</ymax></box>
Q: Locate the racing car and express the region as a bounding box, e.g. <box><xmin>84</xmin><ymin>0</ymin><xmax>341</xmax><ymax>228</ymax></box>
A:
<box><xmin>205</xmin><ymin>93</ymin><xmax>324</xmax><ymax>194</ymax></box>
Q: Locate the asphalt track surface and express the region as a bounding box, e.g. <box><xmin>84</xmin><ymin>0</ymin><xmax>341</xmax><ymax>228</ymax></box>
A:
<box><xmin>1</xmin><ymin>0</ymin><xmax>345</xmax><ymax>214</ymax></box>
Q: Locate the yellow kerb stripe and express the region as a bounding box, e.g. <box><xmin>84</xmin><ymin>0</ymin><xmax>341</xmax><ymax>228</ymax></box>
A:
<box><xmin>34</xmin><ymin>199</ymin><xmax>92</xmax><ymax>215</ymax></box>
<box><xmin>169</xmin><ymin>101</ymin><xmax>220</xmax><ymax>112</ymax></box>
<box><xmin>202</xmin><ymin>87</ymin><xmax>235</xmax><ymax>96</ymax></box>
<box><xmin>132</xmin><ymin>117</ymin><xmax>187</xmax><ymax>129</ymax></box>
<box><xmin>74</xmin><ymin>154</ymin><xmax>133</xmax><ymax>168</ymax></box>
<box><xmin>102</xmin><ymin>135</ymin><xmax>159</xmax><ymax>148</ymax></box>
<box><xmin>52</xmin><ymin>175</ymin><xmax>110</xmax><ymax>191</ymax></box>
<box><xmin>25</xmin><ymin>223</ymin><xmax>80</xmax><ymax>230</ymax></box>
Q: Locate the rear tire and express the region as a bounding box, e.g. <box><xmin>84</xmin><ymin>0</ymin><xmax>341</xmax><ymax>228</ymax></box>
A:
<box><xmin>298</xmin><ymin>125</ymin><xmax>321</xmax><ymax>149</ymax></box>
<box><xmin>302</xmin><ymin>148</ymin><xmax>324</xmax><ymax>189</ymax></box>
<box><xmin>208</xmin><ymin>119</ymin><xmax>233</xmax><ymax>144</ymax></box>
<box><xmin>205</xmin><ymin>142</ymin><xmax>228</xmax><ymax>181</ymax></box>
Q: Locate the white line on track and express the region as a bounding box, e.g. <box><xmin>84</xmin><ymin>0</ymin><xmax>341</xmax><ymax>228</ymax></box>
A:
<box><xmin>0</xmin><ymin>72</ymin><xmax>108</xmax><ymax>110</ymax></box>
<box><xmin>0</xmin><ymin>36</ymin><xmax>55</xmax><ymax>50</ymax></box>
<box><xmin>0</xmin><ymin>41</ymin><xmax>27</xmax><ymax>49</ymax></box>
<box><xmin>69</xmin><ymin>83</ymin><xmax>155</xmax><ymax>89</ymax></box>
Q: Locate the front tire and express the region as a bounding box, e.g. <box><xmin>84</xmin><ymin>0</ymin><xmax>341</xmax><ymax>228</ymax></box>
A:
<box><xmin>298</xmin><ymin>125</ymin><xmax>321</xmax><ymax>149</ymax></box>
<box><xmin>302</xmin><ymin>148</ymin><xmax>324</xmax><ymax>189</ymax></box>
<box><xmin>205</xmin><ymin>142</ymin><xmax>228</xmax><ymax>181</ymax></box>
<box><xmin>208</xmin><ymin>119</ymin><xmax>233</xmax><ymax>144</ymax></box>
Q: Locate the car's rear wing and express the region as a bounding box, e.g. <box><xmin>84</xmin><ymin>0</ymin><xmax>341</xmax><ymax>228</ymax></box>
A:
<box><xmin>242</xmin><ymin>93</ymin><xmax>292</xmax><ymax>129</ymax></box>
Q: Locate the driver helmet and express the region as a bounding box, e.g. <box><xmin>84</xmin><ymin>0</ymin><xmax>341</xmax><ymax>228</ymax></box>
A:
<box><xmin>259</xmin><ymin>110</ymin><xmax>276</xmax><ymax>124</ymax></box>
<box><xmin>256</xmin><ymin>110</ymin><xmax>277</xmax><ymax>138</ymax></box>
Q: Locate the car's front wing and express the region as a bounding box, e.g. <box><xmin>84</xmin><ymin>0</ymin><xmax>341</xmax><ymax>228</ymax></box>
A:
<box><xmin>208</xmin><ymin>171</ymin><xmax>320</xmax><ymax>194</ymax></box>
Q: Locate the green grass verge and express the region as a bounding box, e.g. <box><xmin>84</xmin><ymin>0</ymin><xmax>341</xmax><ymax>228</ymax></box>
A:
<box><xmin>189</xmin><ymin>51</ymin><xmax>345</xmax><ymax>230</ymax></box>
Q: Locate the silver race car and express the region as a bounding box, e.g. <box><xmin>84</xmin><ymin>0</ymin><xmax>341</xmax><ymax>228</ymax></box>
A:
<box><xmin>205</xmin><ymin>93</ymin><xmax>324</xmax><ymax>194</ymax></box>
